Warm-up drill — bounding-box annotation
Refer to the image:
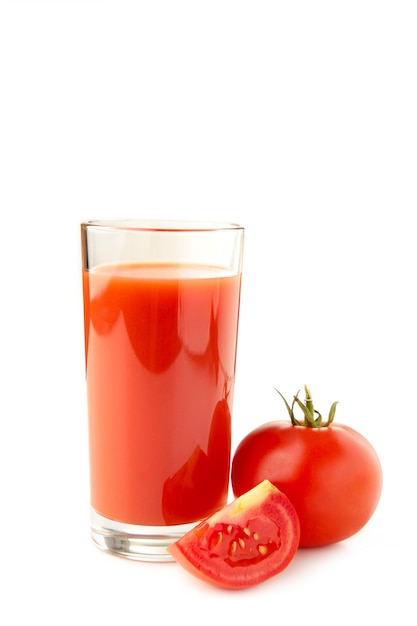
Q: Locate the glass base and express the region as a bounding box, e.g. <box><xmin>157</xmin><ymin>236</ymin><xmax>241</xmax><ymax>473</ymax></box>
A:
<box><xmin>90</xmin><ymin>508</ymin><xmax>197</xmax><ymax>562</ymax></box>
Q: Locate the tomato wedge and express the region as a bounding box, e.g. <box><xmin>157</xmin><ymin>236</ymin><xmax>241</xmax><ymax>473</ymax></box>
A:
<box><xmin>168</xmin><ymin>480</ymin><xmax>300</xmax><ymax>589</ymax></box>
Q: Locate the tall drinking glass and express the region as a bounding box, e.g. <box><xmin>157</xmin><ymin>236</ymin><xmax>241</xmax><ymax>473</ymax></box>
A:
<box><xmin>81</xmin><ymin>220</ymin><xmax>244</xmax><ymax>561</ymax></box>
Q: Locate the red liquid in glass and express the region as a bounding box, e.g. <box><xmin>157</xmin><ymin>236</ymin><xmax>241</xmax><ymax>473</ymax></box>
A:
<box><xmin>83</xmin><ymin>263</ymin><xmax>241</xmax><ymax>526</ymax></box>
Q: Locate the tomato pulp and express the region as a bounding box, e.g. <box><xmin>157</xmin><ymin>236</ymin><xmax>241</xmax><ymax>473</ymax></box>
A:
<box><xmin>83</xmin><ymin>263</ymin><xmax>241</xmax><ymax>526</ymax></box>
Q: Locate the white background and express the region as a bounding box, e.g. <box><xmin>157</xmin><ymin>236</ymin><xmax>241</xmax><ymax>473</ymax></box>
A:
<box><xmin>0</xmin><ymin>1</ymin><xmax>415</xmax><ymax>624</ymax></box>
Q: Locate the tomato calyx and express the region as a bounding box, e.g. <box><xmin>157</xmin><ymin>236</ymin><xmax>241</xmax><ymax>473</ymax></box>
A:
<box><xmin>275</xmin><ymin>385</ymin><xmax>338</xmax><ymax>428</ymax></box>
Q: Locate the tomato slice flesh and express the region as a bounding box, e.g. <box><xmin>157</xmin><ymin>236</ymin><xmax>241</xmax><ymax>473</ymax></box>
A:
<box><xmin>168</xmin><ymin>480</ymin><xmax>300</xmax><ymax>589</ymax></box>
<box><xmin>199</xmin><ymin>517</ymin><xmax>281</xmax><ymax>566</ymax></box>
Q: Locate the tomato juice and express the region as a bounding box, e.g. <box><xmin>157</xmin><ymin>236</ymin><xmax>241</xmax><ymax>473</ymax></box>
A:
<box><xmin>83</xmin><ymin>263</ymin><xmax>241</xmax><ymax>526</ymax></box>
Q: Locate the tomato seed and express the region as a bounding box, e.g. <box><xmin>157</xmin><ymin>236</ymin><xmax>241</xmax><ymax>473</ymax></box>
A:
<box><xmin>253</xmin><ymin>532</ymin><xmax>259</xmax><ymax>541</ymax></box>
<box><xmin>238</xmin><ymin>538</ymin><xmax>245</xmax><ymax>549</ymax></box>
<box><xmin>258</xmin><ymin>545</ymin><xmax>268</xmax><ymax>556</ymax></box>
<box><xmin>243</xmin><ymin>527</ymin><xmax>251</xmax><ymax>537</ymax></box>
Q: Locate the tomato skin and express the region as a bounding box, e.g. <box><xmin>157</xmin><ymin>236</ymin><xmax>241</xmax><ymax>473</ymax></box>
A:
<box><xmin>168</xmin><ymin>480</ymin><xmax>300</xmax><ymax>589</ymax></box>
<box><xmin>231</xmin><ymin>421</ymin><xmax>383</xmax><ymax>548</ymax></box>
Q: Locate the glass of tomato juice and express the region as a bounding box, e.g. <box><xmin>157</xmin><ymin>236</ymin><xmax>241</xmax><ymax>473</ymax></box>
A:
<box><xmin>81</xmin><ymin>220</ymin><xmax>244</xmax><ymax>561</ymax></box>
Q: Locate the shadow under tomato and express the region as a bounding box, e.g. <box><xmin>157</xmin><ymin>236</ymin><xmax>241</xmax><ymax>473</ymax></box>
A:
<box><xmin>282</xmin><ymin>540</ymin><xmax>348</xmax><ymax>580</ymax></box>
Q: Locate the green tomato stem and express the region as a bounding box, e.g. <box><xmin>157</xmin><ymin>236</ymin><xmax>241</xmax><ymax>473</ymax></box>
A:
<box><xmin>275</xmin><ymin>386</ymin><xmax>338</xmax><ymax>428</ymax></box>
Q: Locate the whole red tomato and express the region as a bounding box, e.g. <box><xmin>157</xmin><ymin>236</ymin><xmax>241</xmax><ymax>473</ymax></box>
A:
<box><xmin>231</xmin><ymin>386</ymin><xmax>383</xmax><ymax>548</ymax></box>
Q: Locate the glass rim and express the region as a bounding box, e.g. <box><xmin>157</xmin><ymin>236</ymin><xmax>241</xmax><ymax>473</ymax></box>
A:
<box><xmin>81</xmin><ymin>219</ymin><xmax>244</xmax><ymax>233</ymax></box>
